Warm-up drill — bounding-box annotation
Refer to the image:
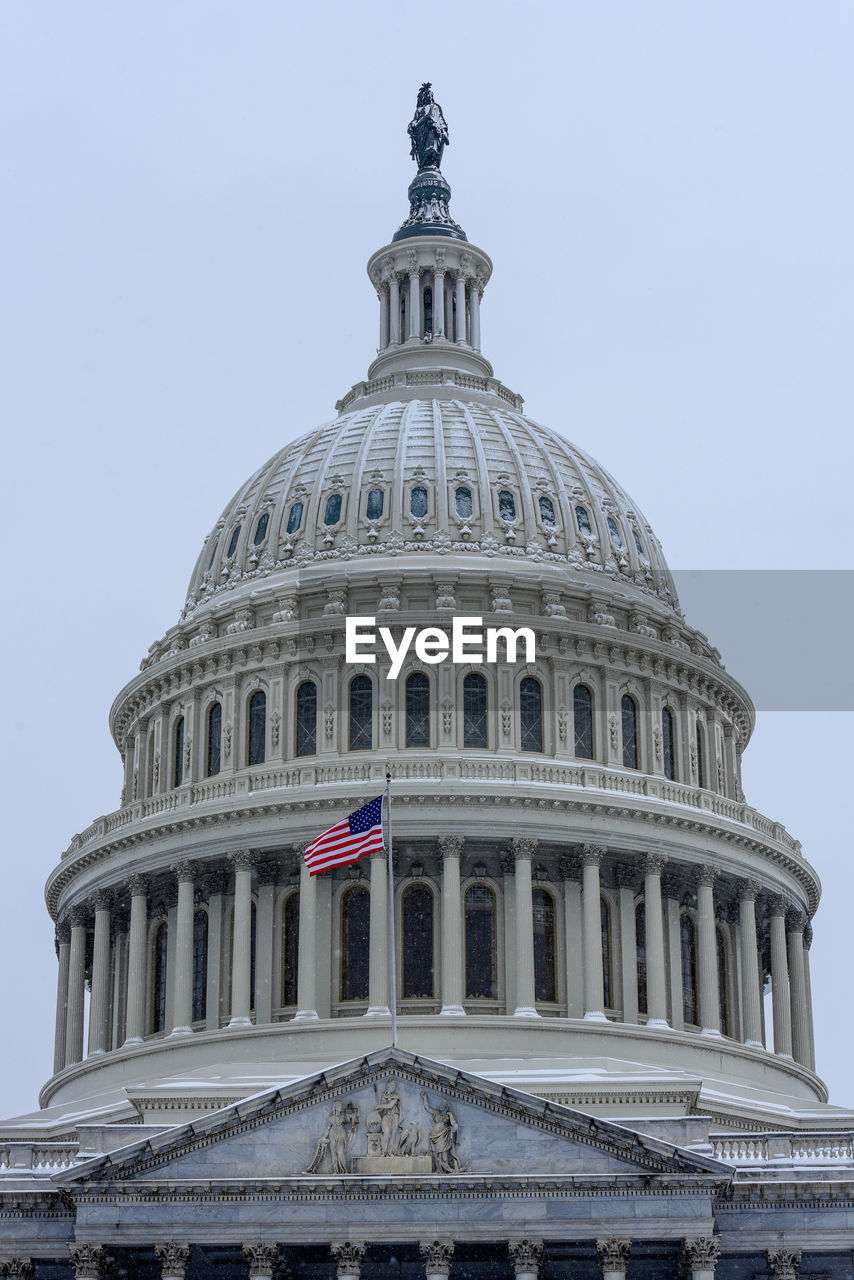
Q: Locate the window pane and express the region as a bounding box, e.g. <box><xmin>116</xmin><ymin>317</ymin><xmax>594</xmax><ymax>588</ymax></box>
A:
<box><xmin>283</xmin><ymin>892</ymin><xmax>299</xmax><ymax>1007</ymax></box>
<box><xmin>573</xmin><ymin>685</ymin><xmax>593</xmax><ymax>759</ymax></box>
<box><xmin>349</xmin><ymin>676</ymin><xmax>373</xmax><ymax>751</ymax></box>
<box><xmin>253</xmin><ymin>512</ymin><xmax>269</xmax><ymax>545</ymax></box>
<box><xmin>465</xmin><ymin>884</ymin><xmax>496</xmax><ymax>998</ymax></box>
<box><xmin>533</xmin><ymin>888</ymin><xmax>556</xmax><ymax>1002</ymax></box>
<box><xmin>607</xmin><ymin>516</ymin><xmax>623</xmax><ymax>549</ymax></box>
<box><xmin>341</xmin><ymin>886</ymin><xmax>370</xmax><ymax>1001</ymax></box>
<box><xmin>498</xmin><ymin>489</ymin><xmax>516</xmax><ymax>521</ymax></box>
<box><xmin>681</xmin><ymin>914</ymin><xmax>698</xmax><ymax>1024</ymax></box>
<box><xmin>324</xmin><ymin>493</ymin><xmax>342</xmax><ymax>526</ymax></box>
<box><xmin>173</xmin><ymin>716</ymin><xmax>185</xmax><ymax>787</ymax></box>
<box><xmin>296</xmin><ymin>681</ymin><xmax>317</xmax><ymax>757</ymax></box>
<box><xmin>662</xmin><ymin>708</ymin><xmax>676</xmax><ymax>781</ymax></box>
<box><xmin>226</xmin><ymin>525</ymin><xmax>241</xmax><ymax>557</ymax></box>
<box><xmin>248</xmin><ymin>691</ymin><xmax>266</xmax><ymax>765</ymax></box>
<box><xmin>520</xmin><ymin>677</ymin><xmax>543</xmax><ymax>753</ymax></box>
<box><xmin>402</xmin><ymin>885</ymin><xmax>434</xmax><ymax>998</ymax></box>
<box><xmin>621</xmin><ymin>694</ymin><xmax>638</xmax><ymax>770</ymax></box>
<box><xmin>539</xmin><ymin>495</ymin><xmax>556</xmax><ymax>526</ymax></box>
<box><xmin>575</xmin><ymin>505</ymin><xmax>591</xmax><ymax>535</ymax></box>
<box><xmin>286</xmin><ymin>501</ymin><xmax>303</xmax><ymax>535</ymax></box>
<box><xmin>636</xmin><ymin>901</ymin><xmax>647</xmax><ymax>1016</ymax></box>
<box><xmin>207</xmin><ymin>702</ymin><xmax>221</xmax><ymax>777</ymax></box>
<box><xmin>632</xmin><ymin>528</ymin><xmax>646</xmax><ymax>560</ymax></box>
<box><xmin>410</xmin><ymin>486</ymin><xmax>428</xmax><ymax>518</ymax></box>
<box><xmin>192</xmin><ymin>911</ymin><xmax>208</xmax><ymax>1022</ymax></box>
<box><xmin>463</xmin><ymin>673</ymin><xmax>488</xmax><ymax>748</ymax></box>
<box><xmin>405</xmin><ymin>672</ymin><xmax>430</xmax><ymax>747</ymax></box>
<box><xmin>366</xmin><ymin>488</ymin><xmax>384</xmax><ymax>521</ymax></box>
<box><xmin>455</xmin><ymin>486</ymin><xmax>473</xmax><ymax>518</ymax></box>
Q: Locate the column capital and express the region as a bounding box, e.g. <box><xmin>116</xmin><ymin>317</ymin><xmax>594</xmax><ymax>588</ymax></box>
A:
<box><xmin>737</xmin><ymin>878</ymin><xmax>760</xmax><ymax>902</ymax></box>
<box><xmin>68</xmin><ymin>1244</ymin><xmax>107</xmax><ymax>1279</ymax></box>
<box><xmin>200</xmin><ymin>868</ymin><xmax>229</xmax><ymax>898</ymax></box>
<box><xmin>67</xmin><ymin>905</ymin><xmax>88</xmax><ymax>929</ymax></box>
<box><xmin>581</xmin><ymin>844</ymin><xmax>605</xmax><ymax>867</ymax></box>
<box><xmin>683</xmin><ymin>1238</ymin><xmax>721</xmax><ymax>1270</ymax></box>
<box><xmin>804</xmin><ymin>922</ymin><xmax>813</xmax><ymax>950</ymax></box>
<box><xmin>0</xmin><ymin>1261</ymin><xmax>35</xmax><ymax>1279</ymax></box>
<box><xmin>91</xmin><ymin>889</ymin><xmax>113</xmax><ymax>912</ymax></box>
<box><xmin>331</xmin><ymin>1243</ymin><xmax>367</xmax><ymax>1278</ymax></box>
<box><xmin>419</xmin><ymin>1241</ymin><xmax>454</xmax><ymax>1276</ymax></box>
<box><xmin>511</xmin><ymin>837</ymin><xmax>538</xmax><ymax>862</ymax></box>
<box><xmin>508</xmin><ymin>1240</ymin><xmax>543</xmax><ymax>1272</ymax></box>
<box><xmin>615</xmin><ymin>864</ymin><xmax>638</xmax><ymax>891</ymax></box>
<box><xmin>293</xmin><ymin>841</ymin><xmax>313</xmax><ymax>859</ymax></box>
<box><xmin>695</xmin><ymin>866</ymin><xmax>717</xmax><ymax>888</ymax></box>
<box><xmin>257</xmin><ymin>859</ymin><xmax>281</xmax><ymax>885</ymax></box>
<box><xmin>154</xmin><ymin>1243</ymin><xmax>192</xmax><ymax>1279</ymax></box>
<box><xmin>242</xmin><ymin>1244</ymin><xmax>281</xmax><ymax>1277</ymax></box>
<box><xmin>370</xmin><ymin>846</ymin><xmax>388</xmax><ymax>861</ymax></box>
<box><xmin>438</xmin><ymin>835</ymin><xmax>464</xmax><ymax>859</ymax></box>
<box><xmin>769</xmin><ymin>893</ymin><xmax>788</xmax><ymax>917</ymax></box>
<box><xmin>786</xmin><ymin>906</ymin><xmax>807</xmax><ymax>933</ymax></box>
<box><xmin>661</xmin><ymin>872</ymin><xmax>682</xmax><ymax>900</ymax></box>
<box><xmin>642</xmin><ymin>852</ymin><xmax>665</xmax><ymax>876</ymax></box>
<box><xmin>229</xmin><ymin>849</ymin><xmax>255</xmax><ymax>871</ymax></box>
<box><xmin>126</xmin><ymin>873</ymin><xmax>149</xmax><ymax>898</ymax></box>
<box><xmin>766</xmin><ymin>1249</ymin><xmax>801</xmax><ymax>1280</ymax></box>
<box><xmin>171</xmin><ymin>860</ymin><xmax>194</xmax><ymax>883</ymax></box>
<box><xmin>595</xmin><ymin>1238</ymin><xmax>631</xmax><ymax>1270</ymax></box>
<box><xmin>56</xmin><ymin>920</ymin><xmax>72</xmax><ymax>945</ymax></box>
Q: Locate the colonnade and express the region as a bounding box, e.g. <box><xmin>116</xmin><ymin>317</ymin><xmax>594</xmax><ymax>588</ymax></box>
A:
<box><xmin>376</xmin><ymin>266</ymin><xmax>481</xmax><ymax>350</ymax></box>
<box><xmin>51</xmin><ymin>843</ymin><xmax>816</xmax><ymax>1076</ymax></box>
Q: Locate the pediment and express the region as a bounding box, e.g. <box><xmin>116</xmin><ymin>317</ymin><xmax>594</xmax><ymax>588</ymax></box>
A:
<box><xmin>56</xmin><ymin>1048</ymin><xmax>727</xmax><ymax>1187</ymax></box>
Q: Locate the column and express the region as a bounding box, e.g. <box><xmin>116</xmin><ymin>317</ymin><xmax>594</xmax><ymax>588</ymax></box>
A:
<box><xmin>512</xmin><ymin>838</ymin><xmax>539</xmax><ymax>1017</ymax></box>
<box><xmin>616</xmin><ymin>867</ymin><xmax>638</xmax><ymax>1025</ymax></box>
<box><xmin>389</xmin><ymin>274</ymin><xmax>401</xmax><ymax>344</ymax></box>
<box><xmin>433</xmin><ymin>267</ymin><xmax>446</xmax><ymax>336</ymax></box>
<box><xmin>242</xmin><ymin>1244</ymin><xmax>280</xmax><ymax>1279</ymax></box>
<box><xmin>170</xmin><ymin>862</ymin><xmax>195</xmax><ymax>1035</ymax></box>
<box><xmin>205</xmin><ymin>870</ymin><xmax>226</xmax><ymax>1031</ymax></box>
<box><xmin>683</xmin><ymin>1238</ymin><xmax>721</xmax><ymax>1280</ymax></box>
<box><xmin>803</xmin><ymin>924</ymin><xmax>816</xmax><ymax>1069</ymax></box>
<box><xmin>154</xmin><ymin>1244</ymin><xmax>191</xmax><ymax>1279</ymax></box>
<box><xmin>53</xmin><ymin>922</ymin><xmax>71</xmax><ymax>1074</ymax></box>
<box><xmin>509</xmin><ymin>1240</ymin><xmax>542</xmax><ymax>1280</ymax></box>
<box><xmin>420</xmin><ymin>1242</ymin><xmax>454</xmax><ymax>1280</ymax></box>
<box><xmin>88</xmin><ymin>891</ymin><xmax>113</xmax><ymax>1055</ymax></box>
<box><xmin>643</xmin><ymin>853</ymin><xmax>668</xmax><ymax>1028</ymax></box>
<box><xmin>408</xmin><ymin>268</ymin><xmax>421</xmax><ymax>338</ymax></box>
<box><xmin>786</xmin><ymin>908</ymin><xmax>811</xmax><ymax>1067</ymax></box>
<box><xmin>582</xmin><ymin>845</ymin><xmax>606</xmax><ymax>1021</ymax></box>
<box><xmin>293</xmin><ymin>846</ymin><xmax>319</xmax><ymax>1020</ymax></box>
<box><xmin>662</xmin><ymin>873</ymin><xmax>684</xmax><ymax>1032</ymax></box>
<box><xmin>68</xmin><ymin>1245</ymin><xmax>106</xmax><ymax>1279</ymax></box>
<box><xmin>367</xmin><ymin>847</ymin><xmax>391</xmax><ymax>1016</ymax></box>
<box><xmin>124</xmin><ymin>874</ymin><xmax>149</xmax><ymax>1044</ymax></box>
<box><xmin>454</xmin><ymin>272</ymin><xmax>467</xmax><ymax>343</ymax></box>
<box><xmin>331</xmin><ymin>1243</ymin><xmax>366</xmax><ymax>1280</ymax></box>
<box><xmin>561</xmin><ymin>856</ymin><xmax>583</xmax><ymax>1018</ymax></box>
<box><xmin>470</xmin><ymin>279</ymin><xmax>481</xmax><ymax>349</ymax></box>
<box><xmin>596</xmin><ymin>1239</ymin><xmax>631</xmax><ymax>1280</ymax></box>
<box><xmin>111</xmin><ymin>914</ymin><xmax>128</xmax><ymax>1049</ymax></box>
<box><xmin>439</xmin><ymin>836</ymin><xmax>465</xmax><ymax>1015</ymax></box>
<box><xmin>766</xmin><ymin>1250</ymin><xmax>801</xmax><ymax>1280</ymax></box>
<box><xmin>64</xmin><ymin>907</ymin><xmax>87</xmax><ymax>1067</ymax></box>
<box><xmin>1</xmin><ymin>1259</ymin><xmax>36</xmax><ymax>1278</ymax></box>
<box><xmin>228</xmin><ymin>851</ymin><xmax>253</xmax><ymax>1028</ymax></box>
<box><xmin>769</xmin><ymin>895</ymin><xmax>793</xmax><ymax>1056</ymax></box>
<box><xmin>255</xmin><ymin>861</ymin><xmax>278</xmax><ymax>1025</ymax></box>
<box><xmin>737</xmin><ymin>880</ymin><xmax>763</xmax><ymax>1048</ymax></box>
<box><xmin>378</xmin><ymin>283</ymin><xmax>390</xmax><ymax>350</ymax></box>
<box><xmin>696</xmin><ymin>868</ymin><xmax>721</xmax><ymax>1036</ymax></box>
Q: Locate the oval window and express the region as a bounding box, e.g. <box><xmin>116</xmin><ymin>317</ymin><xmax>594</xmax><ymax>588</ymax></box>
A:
<box><xmin>226</xmin><ymin>525</ymin><xmax>241</xmax><ymax>558</ymax></box>
<box><xmin>286</xmin><ymin>501</ymin><xmax>304</xmax><ymax>535</ymax></box>
<box><xmin>455</xmin><ymin>486</ymin><xmax>473</xmax><ymax>519</ymax></box>
<box><xmin>410</xmin><ymin>486</ymin><xmax>428</xmax><ymax>518</ymax></box>
<box><xmin>253</xmin><ymin>512</ymin><xmax>269</xmax><ymax>545</ymax></box>
<box><xmin>498</xmin><ymin>490</ymin><xmax>516</xmax><ymax>521</ymax></box>
<box><xmin>366</xmin><ymin>488</ymin><xmax>384</xmax><ymax>521</ymax></box>
<box><xmin>539</xmin><ymin>495</ymin><xmax>556</xmax><ymax>527</ymax></box>
<box><xmin>607</xmin><ymin>516</ymin><xmax>624</xmax><ymax>550</ymax></box>
<box><xmin>324</xmin><ymin>493</ymin><xmax>343</xmax><ymax>526</ymax></box>
<box><xmin>575</xmin><ymin>505</ymin><xmax>592</xmax><ymax>536</ymax></box>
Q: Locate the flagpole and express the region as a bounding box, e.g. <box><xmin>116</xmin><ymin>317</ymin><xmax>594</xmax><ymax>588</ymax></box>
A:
<box><xmin>385</xmin><ymin>770</ymin><xmax>398</xmax><ymax>1049</ymax></box>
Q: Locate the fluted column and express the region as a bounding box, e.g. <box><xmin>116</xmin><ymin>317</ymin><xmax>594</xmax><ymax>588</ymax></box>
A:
<box><xmin>454</xmin><ymin>272</ymin><xmax>467</xmax><ymax>343</ymax></box>
<box><xmin>123</xmin><ymin>874</ymin><xmax>149</xmax><ymax>1043</ymax></box>
<box><xmin>512</xmin><ymin>838</ymin><xmax>539</xmax><ymax>1017</ymax></box>
<box><xmin>439</xmin><ymin>836</ymin><xmax>465</xmax><ymax>1015</ymax></box>
<box><xmin>389</xmin><ymin>274</ymin><xmax>401</xmax><ymax>344</ymax></box>
<box><xmin>561</xmin><ymin>856</ymin><xmax>583</xmax><ymax>1018</ymax></box>
<box><xmin>243</xmin><ymin>1244</ymin><xmax>280</xmax><ymax>1280</ymax></box>
<box><xmin>408</xmin><ymin>268</ymin><xmax>421</xmax><ymax>338</ymax></box>
<box><xmin>470</xmin><ymin>279</ymin><xmax>481</xmax><ymax>349</ymax></box>
<box><xmin>616</xmin><ymin>866</ymin><xmax>638</xmax><ymax>1025</ymax></box>
<box><xmin>64</xmin><ymin>907</ymin><xmax>87</xmax><ymax>1067</ymax></box>
<box><xmin>509</xmin><ymin>1240</ymin><xmax>542</xmax><ymax>1280</ymax></box>
<box><xmin>53</xmin><ymin>921</ymin><xmax>71</xmax><ymax>1074</ymax></box>
<box><xmin>683</xmin><ymin>1238</ymin><xmax>721</xmax><ymax>1280</ymax></box>
<box><xmin>420</xmin><ymin>1241</ymin><xmax>454</xmax><ymax>1280</ymax></box>
<box><xmin>366</xmin><ymin>846</ymin><xmax>390</xmax><ymax>1016</ymax></box>
<box><xmin>596</xmin><ymin>1239</ymin><xmax>631</xmax><ymax>1280</ymax></box>
<box><xmin>294</xmin><ymin>845</ymin><xmax>319</xmax><ymax>1020</ymax></box>
<box><xmin>786</xmin><ymin>908</ymin><xmax>811</xmax><ymax>1067</ymax></box>
<box><xmin>378</xmin><ymin>283</ymin><xmax>389</xmax><ymax>350</ymax></box>
<box><xmin>255</xmin><ymin>861</ymin><xmax>278</xmax><ymax>1024</ymax></box>
<box><xmin>696</xmin><ymin>868</ymin><xmax>721</xmax><ymax>1036</ymax></box>
<box><xmin>803</xmin><ymin>923</ymin><xmax>816</xmax><ymax>1069</ymax></box>
<box><xmin>228</xmin><ymin>851</ymin><xmax>253</xmax><ymax>1028</ymax></box>
<box><xmin>433</xmin><ymin>267</ymin><xmax>446</xmax><ymax>336</ymax></box>
<box><xmin>737</xmin><ymin>880</ymin><xmax>763</xmax><ymax>1048</ymax></box>
<box><xmin>582</xmin><ymin>845</ymin><xmax>606</xmax><ymax>1021</ymax></box>
<box><xmin>331</xmin><ymin>1243</ymin><xmax>366</xmax><ymax>1280</ymax></box>
<box><xmin>154</xmin><ymin>1244</ymin><xmax>191</xmax><ymax>1279</ymax></box>
<box><xmin>170</xmin><ymin>862</ymin><xmax>195</xmax><ymax>1035</ymax></box>
<box><xmin>662</xmin><ymin>873</ymin><xmax>684</xmax><ymax>1031</ymax></box>
<box><xmin>88</xmin><ymin>891</ymin><xmax>113</xmax><ymax>1055</ymax></box>
<box><xmin>643</xmin><ymin>853</ymin><xmax>668</xmax><ymax>1028</ymax></box>
<box><xmin>769</xmin><ymin>895</ymin><xmax>793</xmax><ymax>1056</ymax></box>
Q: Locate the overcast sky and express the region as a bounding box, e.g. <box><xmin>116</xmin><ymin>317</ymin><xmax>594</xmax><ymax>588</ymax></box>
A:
<box><xmin>1</xmin><ymin>2</ymin><xmax>852</xmax><ymax>1118</ymax></box>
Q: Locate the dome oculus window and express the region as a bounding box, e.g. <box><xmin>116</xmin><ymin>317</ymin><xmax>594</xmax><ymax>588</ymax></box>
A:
<box><xmin>539</xmin><ymin>495</ymin><xmax>556</xmax><ymax>527</ymax></box>
<box><xmin>410</xmin><ymin>486</ymin><xmax>428</xmax><ymax>518</ymax></box>
<box><xmin>575</xmin><ymin>505</ymin><xmax>592</xmax><ymax>536</ymax></box>
<box><xmin>253</xmin><ymin>512</ymin><xmax>269</xmax><ymax>545</ymax></box>
<box><xmin>324</xmin><ymin>493</ymin><xmax>343</xmax><ymax>526</ymax></box>
<box><xmin>286</xmin><ymin>501</ymin><xmax>304</xmax><ymax>535</ymax></box>
<box><xmin>226</xmin><ymin>525</ymin><xmax>241</xmax><ymax>558</ymax></box>
<box><xmin>498</xmin><ymin>490</ymin><xmax>516</xmax><ymax>521</ymax></box>
<box><xmin>455</xmin><ymin>486</ymin><xmax>473</xmax><ymax>519</ymax></box>
<box><xmin>366</xmin><ymin>488</ymin><xmax>384</xmax><ymax>521</ymax></box>
<box><xmin>607</xmin><ymin>516</ymin><xmax>624</xmax><ymax>550</ymax></box>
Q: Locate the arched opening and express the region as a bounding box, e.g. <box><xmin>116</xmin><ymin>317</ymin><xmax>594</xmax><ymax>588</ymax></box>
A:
<box><xmin>621</xmin><ymin>694</ymin><xmax>638</xmax><ymax>770</ymax></box>
<box><xmin>405</xmin><ymin>672</ymin><xmax>430</xmax><ymax>747</ymax></box>
<box><xmin>247</xmin><ymin>691</ymin><xmax>266</xmax><ymax>766</ymax></box>
<box><xmin>533</xmin><ymin>887</ymin><xmax>556</xmax><ymax>1003</ymax></box>
<box><xmin>324</xmin><ymin>493</ymin><xmax>342</xmax><ymax>526</ymax></box>
<box><xmin>717</xmin><ymin>926</ymin><xmax>730</xmax><ymax>1037</ymax></box>
<box><xmin>601</xmin><ymin>897</ymin><xmax>613</xmax><ymax>1010</ymax></box>
<box><xmin>349</xmin><ymin>675</ymin><xmax>373</xmax><ymax>751</ymax></box>
<box><xmin>519</xmin><ymin>677</ymin><xmax>543</xmax><ymax>753</ymax></box>
<box><xmin>173</xmin><ymin>715</ymin><xmax>185</xmax><ymax>788</ymax></box>
<box><xmin>402</xmin><ymin>884</ymin><xmax>434</xmax><ymax>998</ymax></box>
<box><xmin>463</xmin><ymin>672</ymin><xmax>488</xmax><ymax>748</ymax></box>
<box><xmin>253</xmin><ymin>512</ymin><xmax>269</xmax><ymax>545</ymax></box>
<box><xmin>573</xmin><ymin>684</ymin><xmax>594</xmax><ymax>759</ymax></box>
<box><xmin>636</xmin><ymin>900</ymin><xmax>647</xmax><ymax>1016</ymax></box>
<box><xmin>681</xmin><ymin>912</ymin><xmax>698</xmax><ymax>1025</ymax></box>
<box><xmin>151</xmin><ymin>922</ymin><xmax>168</xmax><ymax>1034</ymax></box>
<box><xmin>340</xmin><ymin>885</ymin><xmax>370</xmax><ymax>1002</ymax></box>
<box><xmin>206</xmin><ymin>702</ymin><xmax>222</xmax><ymax>777</ymax></box>
<box><xmin>192</xmin><ymin>910</ymin><xmax>208</xmax><ymax>1022</ymax></box>
<box><xmin>282</xmin><ymin>891</ymin><xmax>299</xmax><ymax>1008</ymax></box>
<box><xmin>286</xmin><ymin>501</ymin><xmax>303</xmax><ymax>535</ymax></box>
<box><xmin>295</xmin><ymin>681</ymin><xmax>317</xmax><ymax>757</ymax></box>
<box><xmin>575</xmin><ymin>504</ymin><xmax>592</xmax><ymax>536</ymax></box>
<box><xmin>464</xmin><ymin>884</ymin><xmax>496</xmax><ymax>999</ymax></box>
<box><xmin>662</xmin><ymin>706</ymin><xmax>676</xmax><ymax>781</ymax></box>
<box><xmin>226</xmin><ymin>525</ymin><xmax>241</xmax><ymax>558</ymax></box>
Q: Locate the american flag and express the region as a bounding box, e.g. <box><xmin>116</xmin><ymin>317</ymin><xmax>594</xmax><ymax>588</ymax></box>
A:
<box><xmin>303</xmin><ymin>795</ymin><xmax>385</xmax><ymax>876</ymax></box>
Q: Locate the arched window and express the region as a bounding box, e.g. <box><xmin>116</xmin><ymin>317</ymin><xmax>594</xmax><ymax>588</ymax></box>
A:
<box><xmin>324</xmin><ymin>493</ymin><xmax>342</xmax><ymax>526</ymax></box>
<box><xmin>601</xmin><ymin>897</ymin><xmax>613</xmax><ymax>1009</ymax></box>
<box><xmin>192</xmin><ymin>910</ymin><xmax>208</xmax><ymax>1022</ymax></box>
<box><xmin>717</xmin><ymin>927</ymin><xmax>730</xmax><ymax>1037</ymax></box>
<box><xmin>465</xmin><ymin>884</ymin><xmax>496</xmax><ymax>999</ymax></box>
<box><xmin>455</xmin><ymin>486</ymin><xmax>473</xmax><ymax>519</ymax></box>
<box><xmin>607</xmin><ymin>516</ymin><xmax>624</xmax><ymax>550</ymax></box>
<box><xmin>696</xmin><ymin>722</ymin><xmax>706</xmax><ymax>789</ymax></box>
<box><xmin>621</xmin><ymin>694</ymin><xmax>638</xmax><ymax>770</ymax></box>
<box><xmin>405</xmin><ymin>672</ymin><xmax>430</xmax><ymax>747</ymax></box>
<box><xmin>349</xmin><ymin>675</ymin><xmax>373</xmax><ymax>751</ymax></box>
<box><xmin>636</xmin><ymin>901</ymin><xmax>647</xmax><ymax>1016</ymax></box>
<box><xmin>575</xmin><ymin>504</ymin><xmax>592</xmax><ymax>536</ymax></box>
<box><xmin>366</xmin><ymin>488</ymin><xmax>384</xmax><ymax>521</ymax></box>
<box><xmin>632</xmin><ymin>528</ymin><xmax>647</xmax><ymax>561</ymax></box>
<box><xmin>681</xmin><ymin>913</ymin><xmax>698</xmax><ymax>1025</ymax></box>
<box><xmin>539</xmin><ymin>495</ymin><xmax>556</xmax><ymax>527</ymax></box>
<box><xmin>520</xmin><ymin>677</ymin><xmax>543</xmax><ymax>753</ymax></box>
<box><xmin>662</xmin><ymin>707</ymin><xmax>676</xmax><ymax>781</ymax></box>
<box><xmin>402</xmin><ymin>884</ymin><xmax>434</xmax><ymax>998</ymax></box>
<box><xmin>410</xmin><ymin>486</ymin><xmax>428</xmax><ymax>518</ymax></box>
<box><xmin>498</xmin><ymin>490</ymin><xmax>516</xmax><ymax>521</ymax></box>
<box><xmin>151</xmin><ymin>922</ymin><xmax>168</xmax><ymax>1033</ymax></box>
<box><xmin>247</xmin><ymin>691</ymin><xmax>266</xmax><ymax>766</ymax></box>
<box><xmin>253</xmin><ymin>512</ymin><xmax>269</xmax><ymax>545</ymax></box>
<box><xmin>286</xmin><ymin>501</ymin><xmax>303</xmax><ymax>535</ymax></box>
<box><xmin>295</xmin><ymin>681</ymin><xmax>317</xmax><ymax>757</ymax></box>
<box><xmin>463</xmin><ymin>672</ymin><xmax>488</xmax><ymax>748</ymax></box>
<box><xmin>226</xmin><ymin>525</ymin><xmax>241</xmax><ymax>558</ymax></box>
<box><xmin>282</xmin><ymin>892</ymin><xmax>299</xmax><ymax>1008</ymax></box>
<box><xmin>207</xmin><ymin>702</ymin><xmax>222</xmax><ymax>777</ymax></box>
<box><xmin>573</xmin><ymin>684</ymin><xmax>594</xmax><ymax>759</ymax></box>
<box><xmin>173</xmin><ymin>716</ymin><xmax>185</xmax><ymax>788</ymax></box>
<box><xmin>340</xmin><ymin>885</ymin><xmax>370</xmax><ymax>1001</ymax></box>
<box><xmin>533</xmin><ymin>888</ymin><xmax>556</xmax><ymax>1003</ymax></box>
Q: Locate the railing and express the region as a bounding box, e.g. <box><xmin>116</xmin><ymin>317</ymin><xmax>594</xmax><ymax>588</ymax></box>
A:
<box><xmin>0</xmin><ymin>1142</ymin><xmax>79</xmax><ymax>1173</ymax></box>
<box><xmin>711</xmin><ymin>1133</ymin><xmax>854</xmax><ymax>1164</ymax></box>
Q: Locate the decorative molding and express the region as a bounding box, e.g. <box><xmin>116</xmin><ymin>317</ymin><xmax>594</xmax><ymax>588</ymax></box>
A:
<box><xmin>508</xmin><ymin>1240</ymin><xmax>543</xmax><ymax>1274</ymax></box>
<box><xmin>595</xmin><ymin>1238</ymin><xmax>631</xmax><ymax>1271</ymax></box>
<box><xmin>154</xmin><ymin>1243</ymin><xmax>191</xmax><ymax>1279</ymax></box>
<box><xmin>68</xmin><ymin>1244</ymin><xmax>107</xmax><ymax>1279</ymax></box>
<box><xmin>438</xmin><ymin>835</ymin><xmax>464</xmax><ymax>860</ymax></box>
<box><xmin>243</xmin><ymin>1244</ymin><xmax>281</xmax><ymax>1278</ymax></box>
<box><xmin>331</xmin><ymin>1243</ymin><xmax>367</xmax><ymax>1278</ymax></box>
<box><xmin>419</xmin><ymin>1241</ymin><xmax>454</xmax><ymax>1276</ymax></box>
<box><xmin>766</xmin><ymin>1249</ymin><xmax>801</xmax><ymax>1280</ymax></box>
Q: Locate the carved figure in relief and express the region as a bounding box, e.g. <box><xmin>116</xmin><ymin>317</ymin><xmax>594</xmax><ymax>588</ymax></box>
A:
<box><xmin>421</xmin><ymin>1092</ymin><xmax>467</xmax><ymax>1173</ymax></box>
<box><xmin>304</xmin><ymin>1101</ymin><xmax>359</xmax><ymax>1174</ymax></box>
<box><xmin>369</xmin><ymin>1079</ymin><xmax>421</xmax><ymax>1156</ymax></box>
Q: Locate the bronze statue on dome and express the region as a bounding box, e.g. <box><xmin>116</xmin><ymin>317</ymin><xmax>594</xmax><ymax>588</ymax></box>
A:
<box><xmin>408</xmin><ymin>83</ymin><xmax>450</xmax><ymax>171</ymax></box>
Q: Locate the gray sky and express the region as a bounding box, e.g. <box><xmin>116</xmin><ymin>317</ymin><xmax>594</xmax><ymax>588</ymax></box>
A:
<box><xmin>1</xmin><ymin>2</ymin><xmax>852</xmax><ymax>1117</ymax></box>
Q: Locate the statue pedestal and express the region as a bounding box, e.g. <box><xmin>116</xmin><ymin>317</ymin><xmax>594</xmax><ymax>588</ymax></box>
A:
<box><xmin>352</xmin><ymin>1154</ymin><xmax>433</xmax><ymax>1176</ymax></box>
